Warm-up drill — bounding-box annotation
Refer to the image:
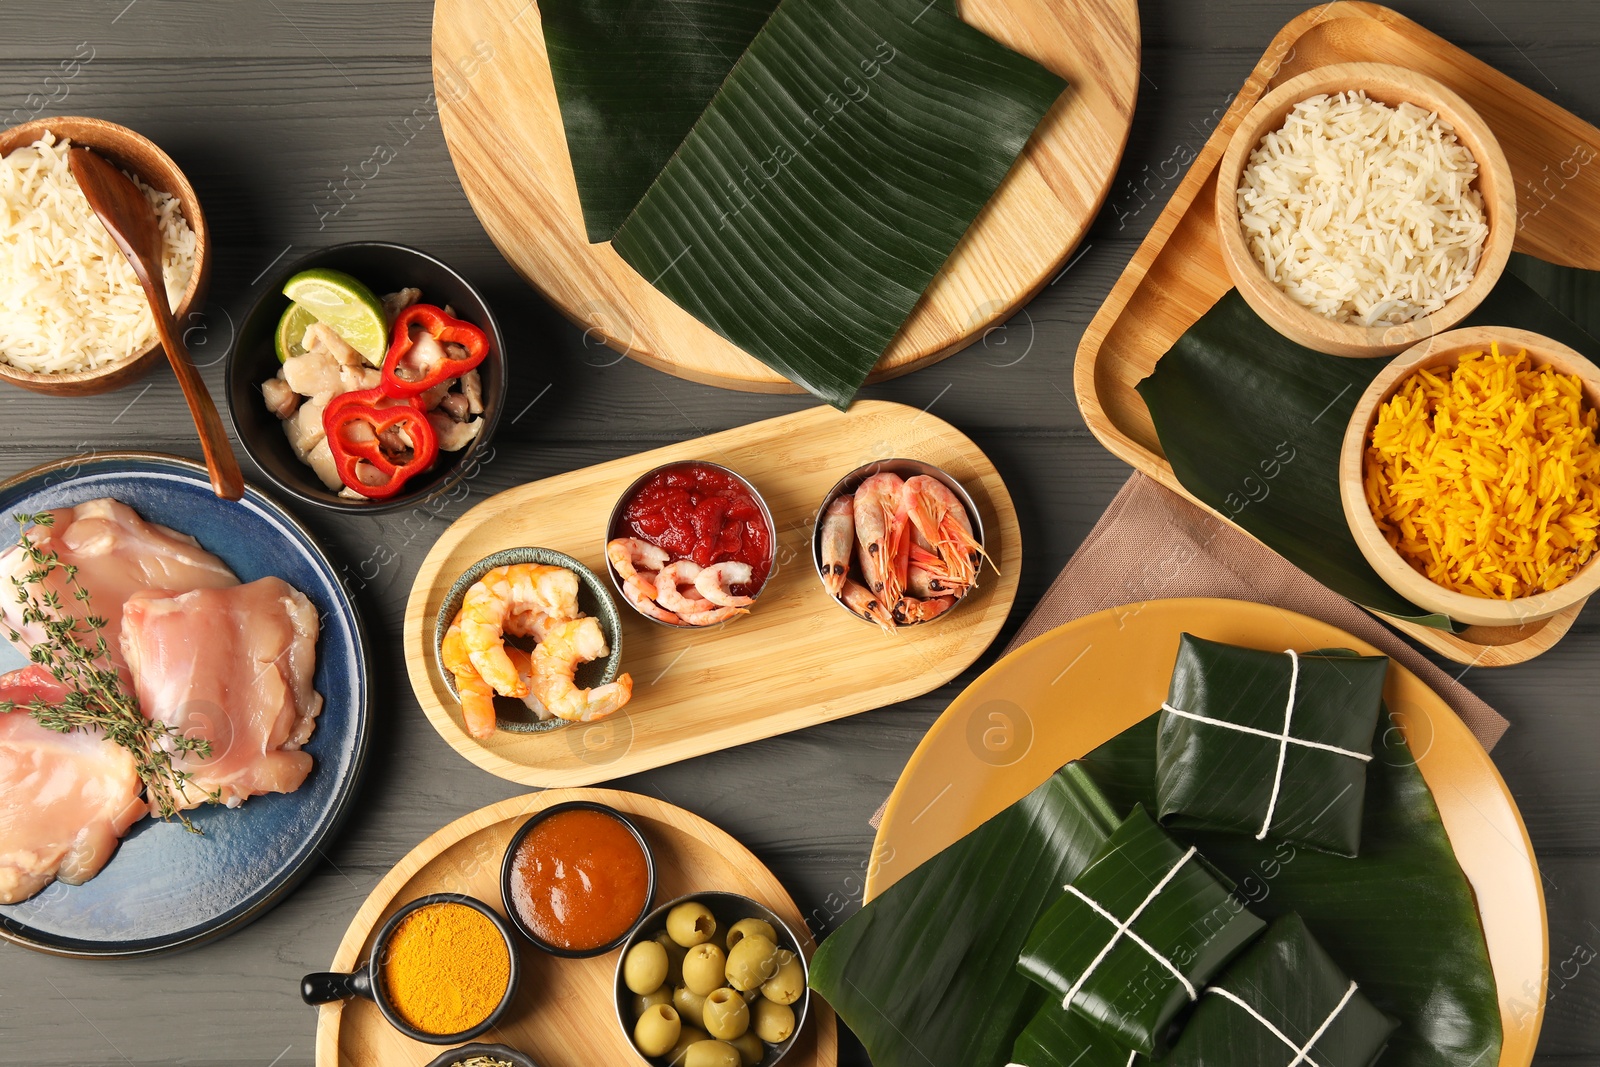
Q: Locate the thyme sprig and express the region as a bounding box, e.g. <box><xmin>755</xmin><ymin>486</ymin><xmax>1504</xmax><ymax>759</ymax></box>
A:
<box><xmin>0</xmin><ymin>511</ymin><xmax>217</xmax><ymax>831</ymax></box>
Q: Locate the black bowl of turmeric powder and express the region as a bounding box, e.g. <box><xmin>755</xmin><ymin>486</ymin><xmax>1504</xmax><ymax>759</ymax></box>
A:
<box><xmin>301</xmin><ymin>892</ymin><xmax>522</xmax><ymax>1045</ymax></box>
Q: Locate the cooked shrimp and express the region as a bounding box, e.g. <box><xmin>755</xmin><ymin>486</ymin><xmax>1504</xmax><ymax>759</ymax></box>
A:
<box><xmin>506</xmin><ymin>645</ymin><xmax>554</xmax><ymax>721</ymax></box>
<box><xmin>442</xmin><ymin>620</ymin><xmax>498</xmax><ymax>740</ymax></box>
<box><xmin>677</xmin><ymin>603</ymin><xmax>749</xmax><ymax>627</ymax></box>
<box><xmin>819</xmin><ymin>496</ymin><xmax>854</xmax><ymax>596</ymax></box>
<box><xmin>853</xmin><ymin>473</ymin><xmax>901</xmax><ymax>601</ymax></box>
<box><xmin>532</xmin><ymin>617</ymin><xmax>635</xmax><ymax>722</ymax></box>
<box><xmin>457</xmin><ymin>564</ymin><xmax>582</xmax><ymax>697</ymax></box>
<box><xmin>695</xmin><ymin>561</ymin><xmax>755</xmax><ymax>608</ymax></box>
<box><xmin>894</xmin><ymin>595</ymin><xmax>958</xmax><ymax>625</ymax></box>
<box><xmin>608</xmin><ymin>538</ymin><xmax>668</xmax><ymax>598</ymax></box>
<box><xmin>621</xmin><ymin>579</ymin><xmax>681</xmax><ymax>625</ymax></box>
<box><xmin>839</xmin><ymin>578</ymin><xmax>895</xmax><ymax>634</ymax></box>
<box><xmin>656</xmin><ymin>560</ymin><xmax>714</xmax><ymax>615</ymax></box>
<box><xmin>903</xmin><ymin>475</ymin><xmax>992</xmax><ymax>588</ymax></box>
<box><xmin>907</xmin><ymin>564</ymin><xmax>960</xmax><ymax>599</ymax></box>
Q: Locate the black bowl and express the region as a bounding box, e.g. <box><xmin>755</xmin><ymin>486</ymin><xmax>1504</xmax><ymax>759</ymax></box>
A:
<box><xmin>300</xmin><ymin>893</ymin><xmax>521</xmax><ymax>1045</ymax></box>
<box><xmin>226</xmin><ymin>242</ymin><xmax>507</xmax><ymax>514</ymax></box>
<box><xmin>423</xmin><ymin>1042</ymin><xmax>541</xmax><ymax>1067</ymax></box>
<box><xmin>501</xmin><ymin>801</ymin><xmax>658</xmax><ymax>959</ymax></box>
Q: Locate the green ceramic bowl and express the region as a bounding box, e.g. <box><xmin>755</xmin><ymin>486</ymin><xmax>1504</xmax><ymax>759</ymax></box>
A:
<box><xmin>433</xmin><ymin>547</ymin><xmax>624</xmax><ymax>734</ymax></box>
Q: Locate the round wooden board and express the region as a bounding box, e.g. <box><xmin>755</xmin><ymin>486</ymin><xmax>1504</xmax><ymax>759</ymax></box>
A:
<box><xmin>868</xmin><ymin>598</ymin><xmax>1546</xmax><ymax>1067</ymax></box>
<box><xmin>431</xmin><ymin>0</ymin><xmax>1141</xmax><ymax>392</ymax></box>
<box><xmin>315</xmin><ymin>788</ymin><xmax>837</xmax><ymax>1067</ymax></box>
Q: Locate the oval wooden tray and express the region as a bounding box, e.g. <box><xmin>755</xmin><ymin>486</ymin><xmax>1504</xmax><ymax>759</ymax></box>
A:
<box><xmin>314</xmin><ymin>788</ymin><xmax>836</xmax><ymax>1067</ymax></box>
<box><xmin>870</xmin><ymin>598</ymin><xmax>1545</xmax><ymax>1067</ymax></box>
<box><xmin>403</xmin><ymin>401</ymin><xmax>1021</xmax><ymax>787</ymax></box>
<box><xmin>1074</xmin><ymin>1</ymin><xmax>1600</xmax><ymax>666</ymax></box>
<box><xmin>431</xmin><ymin>0</ymin><xmax>1139</xmax><ymax>392</ymax></box>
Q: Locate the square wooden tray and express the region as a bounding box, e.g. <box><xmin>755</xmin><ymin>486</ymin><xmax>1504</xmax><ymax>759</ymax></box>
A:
<box><xmin>1075</xmin><ymin>1</ymin><xmax>1600</xmax><ymax>667</ymax></box>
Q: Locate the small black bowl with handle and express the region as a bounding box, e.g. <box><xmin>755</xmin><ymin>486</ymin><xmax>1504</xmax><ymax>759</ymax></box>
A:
<box><xmin>300</xmin><ymin>893</ymin><xmax>521</xmax><ymax>1045</ymax></box>
<box><xmin>227</xmin><ymin>241</ymin><xmax>507</xmax><ymax>514</ymax></box>
<box><xmin>423</xmin><ymin>1042</ymin><xmax>542</xmax><ymax>1067</ymax></box>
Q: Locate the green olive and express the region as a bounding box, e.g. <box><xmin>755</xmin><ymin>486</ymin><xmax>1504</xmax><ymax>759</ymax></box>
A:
<box><xmin>701</xmin><ymin>987</ymin><xmax>750</xmax><ymax>1041</ymax></box>
<box><xmin>684</xmin><ymin>1039</ymin><xmax>742</xmax><ymax>1067</ymax></box>
<box><xmin>624</xmin><ymin>939</ymin><xmax>671</xmax><ymax>995</ymax></box>
<box><xmin>655</xmin><ymin>929</ymin><xmax>689</xmax><ymax>985</ymax></box>
<box><xmin>666</xmin><ymin>901</ymin><xmax>718</xmax><ymax>947</ymax></box>
<box><xmin>753</xmin><ymin>998</ymin><xmax>795</xmax><ymax>1044</ymax></box>
<box><xmin>673</xmin><ymin>985</ymin><xmax>708</xmax><ymax>1029</ymax></box>
<box><xmin>666</xmin><ymin>1025</ymin><xmax>709</xmax><ymax>1067</ymax></box>
<box><xmin>634</xmin><ymin>986</ymin><xmax>672</xmax><ymax>1015</ymax></box>
<box><xmin>761</xmin><ymin>949</ymin><xmax>804</xmax><ymax>1005</ymax></box>
<box><xmin>729</xmin><ymin>1031</ymin><xmax>764</xmax><ymax>1066</ymax></box>
<box><xmin>634</xmin><ymin>1003</ymin><xmax>682</xmax><ymax>1058</ymax></box>
<box><xmin>724</xmin><ymin>917</ymin><xmax>777</xmax><ymax>953</ymax></box>
<box><xmin>683</xmin><ymin>942</ymin><xmax>727</xmax><ymax>996</ymax></box>
<box><xmin>724</xmin><ymin>933</ymin><xmax>781</xmax><ymax>992</ymax></box>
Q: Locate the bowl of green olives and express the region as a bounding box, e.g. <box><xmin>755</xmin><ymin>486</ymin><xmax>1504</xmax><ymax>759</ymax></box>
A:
<box><xmin>614</xmin><ymin>891</ymin><xmax>811</xmax><ymax>1067</ymax></box>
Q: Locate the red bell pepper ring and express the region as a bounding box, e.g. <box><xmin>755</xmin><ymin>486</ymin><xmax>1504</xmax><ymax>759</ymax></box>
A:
<box><xmin>381</xmin><ymin>303</ymin><xmax>490</xmax><ymax>398</ymax></box>
<box><xmin>321</xmin><ymin>388</ymin><xmax>440</xmax><ymax>499</ymax></box>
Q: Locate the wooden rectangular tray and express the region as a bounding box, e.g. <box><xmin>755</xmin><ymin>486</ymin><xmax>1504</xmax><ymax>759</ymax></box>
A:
<box><xmin>403</xmin><ymin>401</ymin><xmax>1020</xmax><ymax>787</ymax></box>
<box><xmin>1076</xmin><ymin>1</ymin><xmax>1600</xmax><ymax>667</ymax></box>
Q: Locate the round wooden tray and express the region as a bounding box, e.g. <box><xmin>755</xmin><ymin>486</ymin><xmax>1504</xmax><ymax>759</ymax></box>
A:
<box><xmin>314</xmin><ymin>789</ymin><xmax>837</xmax><ymax>1066</ymax></box>
<box><xmin>869</xmin><ymin>598</ymin><xmax>1546</xmax><ymax>1067</ymax></box>
<box><xmin>431</xmin><ymin>0</ymin><xmax>1140</xmax><ymax>392</ymax></box>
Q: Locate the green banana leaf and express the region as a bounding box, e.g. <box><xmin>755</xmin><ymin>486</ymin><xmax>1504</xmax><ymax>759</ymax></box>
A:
<box><xmin>1155</xmin><ymin>636</ymin><xmax>1389</xmax><ymax>857</ymax></box>
<box><xmin>1081</xmin><ymin>712</ymin><xmax>1499</xmax><ymax>1067</ymax></box>
<box><xmin>608</xmin><ymin>0</ymin><xmax>1067</xmax><ymax>408</ymax></box>
<box><xmin>541</xmin><ymin>0</ymin><xmax>961</xmax><ymax>240</ymax></box>
<box><xmin>1017</xmin><ymin>806</ymin><xmax>1266</xmax><ymax>1056</ymax></box>
<box><xmin>1156</xmin><ymin>914</ymin><xmax>1397</xmax><ymax>1067</ymax></box>
<box><xmin>1137</xmin><ymin>254</ymin><xmax>1600</xmax><ymax>629</ymax></box>
<box><xmin>810</xmin><ymin>709</ymin><xmax>1499</xmax><ymax>1067</ymax></box>
<box><xmin>1011</xmin><ymin>1005</ymin><xmax>1146</xmax><ymax>1067</ymax></box>
<box><xmin>808</xmin><ymin>764</ymin><xmax>1120</xmax><ymax>1067</ymax></box>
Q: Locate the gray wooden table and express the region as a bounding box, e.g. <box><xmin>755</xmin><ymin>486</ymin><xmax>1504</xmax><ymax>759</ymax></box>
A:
<box><xmin>1</xmin><ymin>2</ymin><xmax>1595</xmax><ymax>1064</ymax></box>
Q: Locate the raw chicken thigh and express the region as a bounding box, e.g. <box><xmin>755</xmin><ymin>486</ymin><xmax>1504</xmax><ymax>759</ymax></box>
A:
<box><xmin>0</xmin><ymin>665</ymin><xmax>146</xmax><ymax>905</ymax></box>
<box><xmin>120</xmin><ymin>577</ymin><xmax>323</xmax><ymax>808</ymax></box>
<box><xmin>0</xmin><ymin>498</ymin><xmax>238</xmax><ymax>656</ymax></box>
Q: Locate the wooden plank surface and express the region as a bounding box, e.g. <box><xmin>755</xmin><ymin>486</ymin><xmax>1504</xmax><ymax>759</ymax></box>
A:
<box><xmin>0</xmin><ymin>2</ymin><xmax>1596</xmax><ymax>1065</ymax></box>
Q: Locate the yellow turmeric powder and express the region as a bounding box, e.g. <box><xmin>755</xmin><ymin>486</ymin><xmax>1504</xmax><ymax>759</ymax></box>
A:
<box><xmin>381</xmin><ymin>902</ymin><xmax>511</xmax><ymax>1035</ymax></box>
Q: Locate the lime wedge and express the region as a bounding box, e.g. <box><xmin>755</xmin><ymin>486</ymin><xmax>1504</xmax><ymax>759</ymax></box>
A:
<box><xmin>281</xmin><ymin>268</ymin><xmax>388</xmax><ymax>366</ymax></box>
<box><xmin>274</xmin><ymin>302</ymin><xmax>319</xmax><ymax>363</ymax></box>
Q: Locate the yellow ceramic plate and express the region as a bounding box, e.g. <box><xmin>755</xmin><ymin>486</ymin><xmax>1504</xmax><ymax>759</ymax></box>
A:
<box><xmin>867</xmin><ymin>598</ymin><xmax>1546</xmax><ymax>1067</ymax></box>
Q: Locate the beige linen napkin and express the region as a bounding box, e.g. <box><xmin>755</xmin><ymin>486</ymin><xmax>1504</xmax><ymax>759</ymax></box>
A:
<box><xmin>870</xmin><ymin>472</ymin><xmax>1508</xmax><ymax>828</ymax></box>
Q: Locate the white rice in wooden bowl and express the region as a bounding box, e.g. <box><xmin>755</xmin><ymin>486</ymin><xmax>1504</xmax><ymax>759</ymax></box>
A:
<box><xmin>0</xmin><ymin>132</ymin><xmax>196</xmax><ymax>375</ymax></box>
<box><xmin>1236</xmin><ymin>90</ymin><xmax>1488</xmax><ymax>328</ymax></box>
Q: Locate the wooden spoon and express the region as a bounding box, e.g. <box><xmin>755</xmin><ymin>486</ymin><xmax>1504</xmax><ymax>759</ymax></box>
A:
<box><xmin>68</xmin><ymin>147</ymin><xmax>244</xmax><ymax>500</ymax></box>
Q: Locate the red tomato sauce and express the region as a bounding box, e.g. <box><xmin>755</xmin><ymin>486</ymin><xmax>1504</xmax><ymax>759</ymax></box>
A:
<box><xmin>507</xmin><ymin>808</ymin><xmax>650</xmax><ymax>951</ymax></box>
<box><xmin>621</xmin><ymin>463</ymin><xmax>773</xmax><ymax>591</ymax></box>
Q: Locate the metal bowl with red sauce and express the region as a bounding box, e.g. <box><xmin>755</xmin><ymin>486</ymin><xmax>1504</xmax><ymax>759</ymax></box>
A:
<box><xmin>499</xmin><ymin>801</ymin><xmax>657</xmax><ymax>959</ymax></box>
<box><xmin>605</xmin><ymin>460</ymin><xmax>777</xmax><ymax>629</ymax></box>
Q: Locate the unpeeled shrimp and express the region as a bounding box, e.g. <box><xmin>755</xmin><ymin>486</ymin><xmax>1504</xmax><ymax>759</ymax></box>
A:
<box><xmin>656</xmin><ymin>560</ymin><xmax>715</xmax><ymax>615</ymax></box>
<box><xmin>532</xmin><ymin>617</ymin><xmax>635</xmax><ymax>722</ymax></box>
<box><xmin>695</xmin><ymin>561</ymin><xmax>755</xmax><ymax>608</ymax></box>
<box><xmin>902</xmin><ymin>475</ymin><xmax>991</xmax><ymax>589</ymax></box>
<box><xmin>818</xmin><ymin>497</ymin><xmax>854</xmax><ymax>596</ymax></box>
<box><xmin>840</xmin><ymin>578</ymin><xmax>895</xmax><ymax>634</ymax></box>
<box><xmin>894</xmin><ymin>595</ymin><xmax>958</xmax><ymax>625</ymax></box>
<box><xmin>854</xmin><ymin>473</ymin><xmax>906</xmax><ymax>606</ymax></box>
<box><xmin>457</xmin><ymin>564</ymin><xmax>581</xmax><ymax>697</ymax></box>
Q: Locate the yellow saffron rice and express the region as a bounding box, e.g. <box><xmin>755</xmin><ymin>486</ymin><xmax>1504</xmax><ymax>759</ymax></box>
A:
<box><xmin>1364</xmin><ymin>343</ymin><xmax>1600</xmax><ymax>600</ymax></box>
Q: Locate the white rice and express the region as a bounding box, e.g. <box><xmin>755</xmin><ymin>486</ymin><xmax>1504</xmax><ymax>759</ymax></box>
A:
<box><xmin>0</xmin><ymin>132</ymin><xmax>196</xmax><ymax>375</ymax></box>
<box><xmin>1236</xmin><ymin>90</ymin><xmax>1488</xmax><ymax>328</ymax></box>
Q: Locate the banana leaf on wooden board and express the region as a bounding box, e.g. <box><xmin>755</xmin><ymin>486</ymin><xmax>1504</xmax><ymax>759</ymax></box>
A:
<box><xmin>810</xmin><ymin>710</ymin><xmax>1500</xmax><ymax>1067</ymax></box>
<box><xmin>1136</xmin><ymin>252</ymin><xmax>1600</xmax><ymax>630</ymax></box>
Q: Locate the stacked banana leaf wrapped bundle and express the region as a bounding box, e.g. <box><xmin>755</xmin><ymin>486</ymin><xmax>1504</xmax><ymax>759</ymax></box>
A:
<box><xmin>538</xmin><ymin>0</ymin><xmax>1068</xmax><ymax>408</ymax></box>
<box><xmin>810</xmin><ymin>635</ymin><xmax>1501</xmax><ymax>1067</ymax></box>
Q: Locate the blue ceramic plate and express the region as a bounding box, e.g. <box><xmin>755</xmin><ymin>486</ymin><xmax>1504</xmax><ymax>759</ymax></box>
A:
<box><xmin>0</xmin><ymin>453</ymin><xmax>370</xmax><ymax>957</ymax></box>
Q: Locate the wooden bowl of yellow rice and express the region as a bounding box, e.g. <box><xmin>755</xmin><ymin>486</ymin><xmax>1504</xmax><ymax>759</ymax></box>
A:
<box><xmin>1340</xmin><ymin>326</ymin><xmax>1600</xmax><ymax>627</ymax></box>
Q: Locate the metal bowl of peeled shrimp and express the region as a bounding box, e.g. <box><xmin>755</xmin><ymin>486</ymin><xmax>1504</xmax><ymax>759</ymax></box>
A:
<box><xmin>604</xmin><ymin>459</ymin><xmax>777</xmax><ymax>630</ymax></box>
<box><xmin>812</xmin><ymin>458</ymin><xmax>988</xmax><ymax>631</ymax></box>
<box><xmin>433</xmin><ymin>547</ymin><xmax>628</xmax><ymax>736</ymax></box>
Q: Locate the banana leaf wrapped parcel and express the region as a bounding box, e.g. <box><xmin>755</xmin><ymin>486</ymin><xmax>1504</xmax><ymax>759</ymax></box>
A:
<box><xmin>1155</xmin><ymin>636</ymin><xmax>1388</xmax><ymax>857</ymax></box>
<box><xmin>1017</xmin><ymin>806</ymin><xmax>1265</xmax><ymax>1056</ymax></box>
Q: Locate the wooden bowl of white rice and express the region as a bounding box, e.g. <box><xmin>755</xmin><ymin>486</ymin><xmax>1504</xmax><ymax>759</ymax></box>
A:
<box><xmin>0</xmin><ymin>115</ymin><xmax>209</xmax><ymax>395</ymax></box>
<box><xmin>1216</xmin><ymin>63</ymin><xmax>1514</xmax><ymax>358</ymax></box>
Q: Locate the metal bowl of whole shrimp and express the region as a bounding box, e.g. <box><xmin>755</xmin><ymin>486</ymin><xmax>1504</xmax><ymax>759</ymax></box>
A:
<box><xmin>812</xmin><ymin>459</ymin><xmax>988</xmax><ymax>630</ymax></box>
